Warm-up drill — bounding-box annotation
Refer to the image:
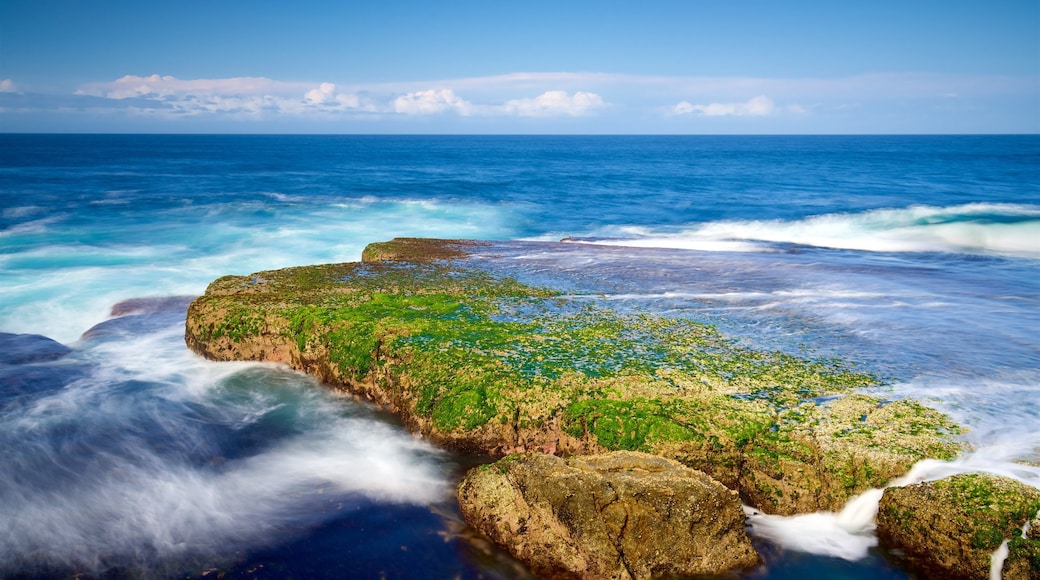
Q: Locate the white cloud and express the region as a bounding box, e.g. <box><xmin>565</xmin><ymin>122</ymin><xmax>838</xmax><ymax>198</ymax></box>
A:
<box><xmin>304</xmin><ymin>82</ymin><xmax>361</xmax><ymax>108</ymax></box>
<box><xmin>53</xmin><ymin>71</ymin><xmax>1034</xmax><ymax>131</ymax></box>
<box><xmin>0</xmin><ymin>79</ymin><xmax>16</xmax><ymax>93</ymax></box>
<box><xmin>76</xmin><ymin>74</ymin><xmax>293</xmax><ymax>100</ymax></box>
<box><xmin>392</xmin><ymin>89</ymin><xmax>473</xmax><ymax>115</ymax></box>
<box><xmin>673</xmin><ymin>95</ymin><xmax>776</xmax><ymax>117</ymax></box>
<box><xmin>389</xmin><ymin>88</ymin><xmax>607</xmax><ymax>117</ymax></box>
<box><xmin>74</xmin><ymin>74</ymin><xmax>303</xmax><ymax>118</ymax></box>
<box><xmin>72</xmin><ymin>75</ymin><xmax>370</xmax><ymax>118</ymax></box>
<box><xmin>502</xmin><ymin>90</ymin><xmax>606</xmax><ymax>117</ymax></box>
<box><xmin>304</xmin><ymin>82</ymin><xmax>337</xmax><ymax>104</ymax></box>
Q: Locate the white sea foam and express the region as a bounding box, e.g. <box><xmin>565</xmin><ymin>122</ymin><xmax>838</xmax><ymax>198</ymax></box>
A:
<box><xmin>992</xmin><ymin>540</ymin><xmax>1011</xmax><ymax>580</ymax></box>
<box><xmin>0</xmin><ymin>213</ymin><xmax>67</xmax><ymax>235</ymax></box>
<box><xmin>744</xmin><ymin>364</ymin><xmax>1040</xmax><ymax>563</ymax></box>
<box><xmin>747</xmin><ymin>453</ymin><xmax>1040</xmax><ymax>562</ymax></box>
<box><xmin>747</xmin><ymin>370</ymin><xmax>1040</xmax><ymax>560</ymax></box>
<box><xmin>881</xmin><ymin>373</ymin><xmax>1040</xmax><ymax>458</ymax></box>
<box><xmin>745</xmin><ymin>490</ymin><xmax>884</xmax><ymax>561</ymax></box>
<box><xmin>590</xmin><ymin>237</ymin><xmax>772</xmax><ymax>253</ymax></box>
<box><xmin>2</xmin><ymin>205</ymin><xmax>46</xmax><ymax>219</ymax></box>
<box><xmin>746</xmin><ymin>399</ymin><xmax>1040</xmax><ymax>563</ymax></box>
<box><xmin>0</xmin><ymin>322</ymin><xmax>450</xmax><ymax>574</ymax></box>
<box><xmin>585</xmin><ymin>204</ymin><xmax>1040</xmax><ymax>259</ymax></box>
<box><xmin>0</xmin><ymin>421</ymin><xmax>448</xmax><ymax>572</ymax></box>
<box><xmin>0</xmin><ymin>199</ymin><xmax>515</xmax><ymax>342</ymax></box>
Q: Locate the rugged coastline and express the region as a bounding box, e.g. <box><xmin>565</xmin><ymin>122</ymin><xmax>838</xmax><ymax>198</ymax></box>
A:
<box><xmin>183</xmin><ymin>237</ymin><xmax>1035</xmax><ymax>578</ymax></box>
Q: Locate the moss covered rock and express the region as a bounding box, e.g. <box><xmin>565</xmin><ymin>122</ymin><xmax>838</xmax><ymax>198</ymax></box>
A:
<box><xmin>457</xmin><ymin>451</ymin><xmax>760</xmax><ymax>579</ymax></box>
<box><xmin>737</xmin><ymin>394</ymin><xmax>965</xmax><ymax>515</ymax></box>
<box><xmin>877</xmin><ymin>473</ymin><xmax>1040</xmax><ymax>579</ymax></box>
<box><xmin>185</xmin><ymin>237</ymin><xmax>964</xmax><ymax>514</ymax></box>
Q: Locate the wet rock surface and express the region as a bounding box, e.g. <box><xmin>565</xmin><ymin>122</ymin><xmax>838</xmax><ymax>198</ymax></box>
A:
<box><xmin>877</xmin><ymin>473</ymin><xmax>1040</xmax><ymax>580</ymax></box>
<box><xmin>109</xmin><ymin>296</ymin><xmax>197</xmax><ymax>317</ymax></box>
<box><xmin>457</xmin><ymin>450</ymin><xmax>760</xmax><ymax>579</ymax></box>
<box><xmin>0</xmin><ymin>332</ymin><xmax>71</xmax><ymax>365</ymax></box>
<box><xmin>83</xmin><ymin>296</ymin><xmax>196</xmax><ymax>340</ymax></box>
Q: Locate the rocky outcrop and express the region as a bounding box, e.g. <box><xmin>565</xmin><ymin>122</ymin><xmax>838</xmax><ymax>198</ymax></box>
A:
<box><xmin>457</xmin><ymin>451</ymin><xmax>760</xmax><ymax>579</ymax></box>
<box><xmin>877</xmin><ymin>473</ymin><xmax>1040</xmax><ymax>579</ymax></box>
<box><xmin>184</xmin><ymin>238</ymin><xmax>965</xmax><ymax>515</ymax></box>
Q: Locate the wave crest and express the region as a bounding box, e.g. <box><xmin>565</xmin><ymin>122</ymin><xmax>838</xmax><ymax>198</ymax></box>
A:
<box><xmin>588</xmin><ymin>204</ymin><xmax>1040</xmax><ymax>259</ymax></box>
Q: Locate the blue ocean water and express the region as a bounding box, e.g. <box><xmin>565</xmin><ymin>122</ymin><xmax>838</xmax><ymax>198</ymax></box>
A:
<box><xmin>1</xmin><ymin>134</ymin><xmax>1039</xmax><ymax>578</ymax></box>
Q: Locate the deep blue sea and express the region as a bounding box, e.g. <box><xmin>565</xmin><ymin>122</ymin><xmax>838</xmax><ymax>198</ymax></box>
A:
<box><xmin>1</xmin><ymin>134</ymin><xmax>1039</xmax><ymax>579</ymax></box>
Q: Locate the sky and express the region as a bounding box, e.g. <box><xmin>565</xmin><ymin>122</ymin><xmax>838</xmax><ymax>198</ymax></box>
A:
<box><xmin>1</xmin><ymin>0</ymin><xmax>1037</xmax><ymax>134</ymax></box>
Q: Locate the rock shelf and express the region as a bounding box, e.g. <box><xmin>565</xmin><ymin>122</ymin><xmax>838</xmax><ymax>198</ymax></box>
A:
<box><xmin>184</xmin><ymin>237</ymin><xmax>973</xmax><ymax>577</ymax></box>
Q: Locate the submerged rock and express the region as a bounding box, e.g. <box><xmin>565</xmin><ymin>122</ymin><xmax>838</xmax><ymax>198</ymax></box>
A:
<box><xmin>457</xmin><ymin>450</ymin><xmax>760</xmax><ymax>579</ymax></box>
<box><xmin>184</xmin><ymin>237</ymin><xmax>965</xmax><ymax>515</ymax></box>
<box><xmin>0</xmin><ymin>332</ymin><xmax>71</xmax><ymax>365</ymax></box>
<box><xmin>109</xmin><ymin>295</ymin><xmax>196</xmax><ymax>317</ymax></box>
<box><xmin>877</xmin><ymin>473</ymin><xmax>1040</xmax><ymax>579</ymax></box>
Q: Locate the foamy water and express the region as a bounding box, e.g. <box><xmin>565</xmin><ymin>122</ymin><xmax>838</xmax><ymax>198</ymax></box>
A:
<box><xmin>1</xmin><ymin>198</ymin><xmax>513</xmax><ymax>343</ymax></box>
<box><xmin>746</xmin><ymin>450</ymin><xmax>1040</xmax><ymax>563</ymax></box>
<box><xmin>0</xmin><ymin>312</ymin><xmax>453</xmax><ymax>575</ymax></box>
<box><xmin>590</xmin><ymin>203</ymin><xmax>1040</xmax><ymax>259</ymax></box>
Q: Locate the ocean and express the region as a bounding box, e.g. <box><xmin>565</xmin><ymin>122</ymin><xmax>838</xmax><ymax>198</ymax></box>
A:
<box><xmin>1</xmin><ymin>134</ymin><xmax>1038</xmax><ymax>578</ymax></box>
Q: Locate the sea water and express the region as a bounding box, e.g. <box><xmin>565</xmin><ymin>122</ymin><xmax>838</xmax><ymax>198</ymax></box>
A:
<box><xmin>1</xmin><ymin>134</ymin><xmax>1038</xmax><ymax>578</ymax></box>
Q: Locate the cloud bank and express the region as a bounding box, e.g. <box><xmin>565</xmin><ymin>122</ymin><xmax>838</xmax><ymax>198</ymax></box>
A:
<box><xmin>74</xmin><ymin>74</ymin><xmax>358</xmax><ymax>117</ymax></box>
<box><xmin>3</xmin><ymin>71</ymin><xmax>1034</xmax><ymax>132</ymax></box>
<box><xmin>69</xmin><ymin>74</ymin><xmax>610</xmax><ymax>121</ymax></box>
<box><xmin>76</xmin><ymin>74</ymin><xmax>289</xmax><ymax>100</ymax></box>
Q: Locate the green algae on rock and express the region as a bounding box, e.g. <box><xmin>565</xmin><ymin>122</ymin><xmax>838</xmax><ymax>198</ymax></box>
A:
<box><xmin>877</xmin><ymin>473</ymin><xmax>1040</xmax><ymax>579</ymax></box>
<box><xmin>457</xmin><ymin>450</ymin><xmax>760</xmax><ymax>579</ymax></box>
<box><xmin>737</xmin><ymin>394</ymin><xmax>965</xmax><ymax>515</ymax></box>
<box><xmin>360</xmin><ymin>237</ymin><xmax>486</xmax><ymax>263</ymax></box>
<box><xmin>185</xmin><ymin>238</ymin><xmax>965</xmax><ymax>514</ymax></box>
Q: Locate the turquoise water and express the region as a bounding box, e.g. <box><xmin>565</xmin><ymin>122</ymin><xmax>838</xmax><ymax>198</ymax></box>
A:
<box><xmin>1</xmin><ymin>135</ymin><xmax>1038</xmax><ymax>578</ymax></box>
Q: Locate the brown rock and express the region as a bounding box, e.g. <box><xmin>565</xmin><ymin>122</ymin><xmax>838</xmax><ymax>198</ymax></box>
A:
<box><xmin>360</xmin><ymin>237</ymin><xmax>483</xmax><ymax>263</ymax></box>
<box><xmin>457</xmin><ymin>450</ymin><xmax>760</xmax><ymax>579</ymax></box>
<box><xmin>877</xmin><ymin>473</ymin><xmax>1040</xmax><ymax>580</ymax></box>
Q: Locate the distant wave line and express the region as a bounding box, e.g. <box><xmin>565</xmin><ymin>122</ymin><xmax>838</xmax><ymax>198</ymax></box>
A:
<box><xmin>581</xmin><ymin>203</ymin><xmax>1040</xmax><ymax>259</ymax></box>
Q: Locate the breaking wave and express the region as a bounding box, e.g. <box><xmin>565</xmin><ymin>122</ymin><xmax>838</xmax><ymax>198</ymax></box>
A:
<box><xmin>0</xmin><ymin>322</ymin><xmax>451</xmax><ymax>577</ymax></box>
<box><xmin>587</xmin><ymin>204</ymin><xmax>1040</xmax><ymax>259</ymax></box>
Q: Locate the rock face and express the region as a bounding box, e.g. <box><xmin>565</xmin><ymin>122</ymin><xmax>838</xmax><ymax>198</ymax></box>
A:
<box><xmin>877</xmin><ymin>473</ymin><xmax>1040</xmax><ymax>580</ymax></box>
<box><xmin>457</xmin><ymin>451</ymin><xmax>760</xmax><ymax>579</ymax></box>
<box><xmin>184</xmin><ymin>237</ymin><xmax>965</xmax><ymax>515</ymax></box>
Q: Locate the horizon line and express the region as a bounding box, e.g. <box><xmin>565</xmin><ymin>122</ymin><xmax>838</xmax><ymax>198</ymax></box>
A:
<box><xmin>2</xmin><ymin>131</ymin><xmax>1038</xmax><ymax>137</ymax></box>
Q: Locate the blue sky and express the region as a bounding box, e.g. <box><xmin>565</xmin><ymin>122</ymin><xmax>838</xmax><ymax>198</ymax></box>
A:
<box><xmin>1</xmin><ymin>0</ymin><xmax>1037</xmax><ymax>133</ymax></box>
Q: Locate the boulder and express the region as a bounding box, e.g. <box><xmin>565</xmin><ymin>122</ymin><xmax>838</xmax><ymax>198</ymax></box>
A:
<box><xmin>877</xmin><ymin>473</ymin><xmax>1040</xmax><ymax>579</ymax></box>
<box><xmin>457</xmin><ymin>450</ymin><xmax>760</xmax><ymax>579</ymax></box>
